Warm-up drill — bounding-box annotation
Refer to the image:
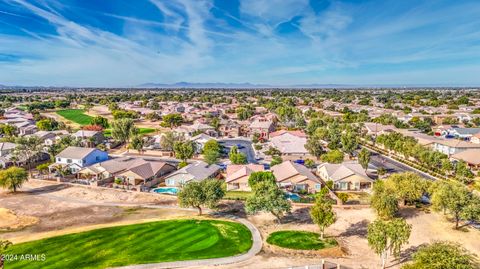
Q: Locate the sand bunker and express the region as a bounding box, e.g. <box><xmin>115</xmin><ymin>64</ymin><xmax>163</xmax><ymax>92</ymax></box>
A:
<box><xmin>0</xmin><ymin>208</ymin><xmax>38</xmax><ymax>232</ymax></box>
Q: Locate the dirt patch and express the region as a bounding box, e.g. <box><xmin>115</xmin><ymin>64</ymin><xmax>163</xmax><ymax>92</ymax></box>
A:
<box><xmin>0</xmin><ymin>208</ymin><xmax>38</xmax><ymax>232</ymax></box>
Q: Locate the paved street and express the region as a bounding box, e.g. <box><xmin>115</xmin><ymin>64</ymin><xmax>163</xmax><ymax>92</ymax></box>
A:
<box><xmin>367</xmin><ymin>150</ymin><xmax>437</xmax><ymax>180</ymax></box>
<box><xmin>219</xmin><ymin>139</ymin><xmax>256</xmax><ymax>163</ymax></box>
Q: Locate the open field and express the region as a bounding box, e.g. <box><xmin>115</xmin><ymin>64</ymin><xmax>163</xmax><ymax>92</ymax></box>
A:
<box><xmin>103</xmin><ymin>127</ymin><xmax>156</xmax><ymax>137</ymax></box>
<box><xmin>4</xmin><ymin>219</ymin><xmax>252</xmax><ymax>269</ymax></box>
<box><xmin>56</xmin><ymin>109</ymin><xmax>93</xmax><ymax>126</ymax></box>
<box><xmin>267</xmin><ymin>230</ymin><xmax>338</xmax><ymax>250</ymax></box>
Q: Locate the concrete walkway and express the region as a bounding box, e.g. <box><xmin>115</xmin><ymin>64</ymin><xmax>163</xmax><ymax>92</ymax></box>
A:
<box><xmin>111</xmin><ymin>216</ymin><xmax>263</xmax><ymax>269</ymax></box>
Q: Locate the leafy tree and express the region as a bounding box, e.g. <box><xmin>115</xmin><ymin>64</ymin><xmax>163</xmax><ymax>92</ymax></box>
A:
<box><xmin>264</xmin><ymin>146</ymin><xmax>281</xmax><ymax>156</ymax></box>
<box><xmin>229</xmin><ymin>146</ymin><xmax>247</xmax><ymax>164</ymax></box>
<box><xmin>82</xmin><ymin>124</ymin><xmax>104</xmax><ymax>131</ymax></box>
<box><xmin>236</xmin><ymin>106</ymin><xmax>254</xmax><ymax>120</ymax></box>
<box><xmin>0</xmin><ymin>124</ymin><xmax>17</xmax><ymax>137</ymax></box>
<box><xmin>0</xmin><ymin>239</ymin><xmax>12</xmax><ymax>269</ymax></box>
<box><xmin>367</xmin><ymin>218</ymin><xmax>412</xmax><ymax>269</ymax></box>
<box><xmin>320</xmin><ymin>150</ymin><xmax>344</xmax><ymax>164</ymax></box>
<box><xmin>401</xmin><ymin>241</ymin><xmax>479</xmax><ymax>269</ymax></box>
<box><xmin>178</xmin><ymin>179</ymin><xmax>224</xmax><ymax>215</ymax></box>
<box><xmin>160</xmin><ymin>113</ymin><xmax>183</xmax><ymax>129</ymax></box>
<box><xmin>430</xmin><ymin>180</ymin><xmax>477</xmax><ymax>229</ymax></box>
<box><xmin>248</xmin><ymin>171</ymin><xmax>276</xmax><ymax>188</ymax></box>
<box><xmin>371</xmin><ymin>181</ymin><xmax>399</xmax><ymax>219</ymax></box>
<box><xmin>310</xmin><ymin>196</ymin><xmax>336</xmax><ymax>239</ymax></box>
<box><xmin>455</xmin><ymin>160</ymin><xmax>475</xmax><ymax>184</ymax></box>
<box><xmin>159</xmin><ymin>131</ymin><xmax>184</xmax><ymax>151</ymax></box>
<box><xmin>130</xmin><ymin>135</ymin><xmax>145</xmax><ymax>154</ymax></box>
<box><xmin>246</xmin><ymin>178</ymin><xmax>291</xmax><ymax>223</ymax></box>
<box><xmin>0</xmin><ymin>166</ymin><xmax>28</xmax><ymax>192</ymax></box>
<box><xmin>270</xmin><ymin>156</ymin><xmax>283</xmax><ymax>167</ymax></box>
<box><xmin>36</xmin><ymin>118</ymin><xmax>58</xmax><ymax>131</ymax></box>
<box><xmin>305</xmin><ymin>136</ymin><xmax>325</xmax><ymax>159</ymax></box>
<box><xmin>14</xmin><ymin>136</ymin><xmax>43</xmax><ymax>176</ymax></box>
<box><xmin>203</xmin><ymin>139</ymin><xmax>221</xmax><ymax>153</ymax></box>
<box><xmin>358</xmin><ymin>148</ymin><xmax>371</xmax><ymax>171</ymax></box>
<box><xmin>111</xmin><ymin>118</ymin><xmax>138</xmax><ymax>148</ymax></box>
<box><xmin>304</xmin><ymin>159</ymin><xmax>316</xmax><ymax>169</ymax></box>
<box><xmin>384</xmin><ymin>172</ymin><xmax>429</xmax><ymax>205</ymax></box>
<box><xmin>90</xmin><ymin>116</ymin><xmax>109</xmax><ymax>128</ymax></box>
<box><xmin>341</xmin><ymin>131</ymin><xmax>358</xmax><ymax>157</ymax></box>
<box><xmin>204</xmin><ymin>148</ymin><xmax>220</xmax><ymax>165</ymax></box>
<box><xmin>174</xmin><ymin>141</ymin><xmax>196</xmax><ymax>162</ymax></box>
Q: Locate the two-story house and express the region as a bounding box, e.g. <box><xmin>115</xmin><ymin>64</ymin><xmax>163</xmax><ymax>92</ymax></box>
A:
<box><xmin>51</xmin><ymin>147</ymin><xmax>109</xmax><ymax>174</ymax></box>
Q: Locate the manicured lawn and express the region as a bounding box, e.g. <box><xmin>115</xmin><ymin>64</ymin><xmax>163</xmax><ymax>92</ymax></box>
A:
<box><xmin>5</xmin><ymin>219</ymin><xmax>253</xmax><ymax>269</ymax></box>
<box><xmin>224</xmin><ymin>191</ymin><xmax>253</xmax><ymax>200</ymax></box>
<box><xmin>266</xmin><ymin>230</ymin><xmax>338</xmax><ymax>250</ymax></box>
<box><xmin>56</xmin><ymin>109</ymin><xmax>93</xmax><ymax>126</ymax></box>
<box><xmin>103</xmin><ymin>127</ymin><xmax>156</xmax><ymax>137</ymax></box>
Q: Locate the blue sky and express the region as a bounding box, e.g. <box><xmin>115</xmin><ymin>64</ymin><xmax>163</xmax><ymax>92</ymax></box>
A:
<box><xmin>0</xmin><ymin>0</ymin><xmax>480</xmax><ymax>87</ymax></box>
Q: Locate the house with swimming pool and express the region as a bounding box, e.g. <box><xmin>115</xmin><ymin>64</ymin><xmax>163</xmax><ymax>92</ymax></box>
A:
<box><xmin>271</xmin><ymin>160</ymin><xmax>323</xmax><ymax>193</ymax></box>
<box><xmin>162</xmin><ymin>161</ymin><xmax>221</xmax><ymax>187</ymax></box>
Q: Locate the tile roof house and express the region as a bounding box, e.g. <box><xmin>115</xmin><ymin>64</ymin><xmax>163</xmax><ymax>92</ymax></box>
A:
<box><xmin>51</xmin><ymin>147</ymin><xmax>109</xmax><ymax>174</ymax></box>
<box><xmin>271</xmin><ymin>161</ymin><xmax>322</xmax><ymax>193</ymax></box>
<box><xmin>364</xmin><ymin>122</ymin><xmax>397</xmax><ymax>136</ymax></box>
<box><xmin>225</xmin><ymin>164</ymin><xmax>264</xmax><ymax>191</ymax></box>
<box><xmin>73</xmin><ymin>130</ymin><xmax>105</xmax><ymax>146</ymax></box>
<box><xmin>163</xmin><ymin>161</ymin><xmax>221</xmax><ymax>187</ymax></box>
<box><xmin>269</xmin><ymin>131</ymin><xmax>309</xmax><ymax>156</ymax></box>
<box><xmin>317</xmin><ymin>161</ymin><xmax>374</xmax><ymax>191</ymax></box>
<box><xmin>450</xmin><ymin>149</ymin><xmax>480</xmax><ymax>170</ymax></box>
<box><xmin>78</xmin><ymin>157</ymin><xmax>176</xmax><ymax>188</ymax></box>
<box><xmin>249</xmin><ymin>119</ymin><xmax>275</xmax><ymax>139</ymax></box>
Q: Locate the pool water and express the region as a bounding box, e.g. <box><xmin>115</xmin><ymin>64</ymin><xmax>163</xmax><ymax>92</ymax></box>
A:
<box><xmin>285</xmin><ymin>192</ymin><xmax>301</xmax><ymax>202</ymax></box>
<box><xmin>153</xmin><ymin>187</ymin><xmax>179</xmax><ymax>195</ymax></box>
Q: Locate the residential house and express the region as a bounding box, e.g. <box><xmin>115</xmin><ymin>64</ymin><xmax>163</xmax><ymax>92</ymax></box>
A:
<box><xmin>451</xmin><ymin>149</ymin><xmax>480</xmax><ymax>171</ymax></box>
<box><xmin>317</xmin><ymin>161</ymin><xmax>374</xmax><ymax>191</ymax></box>
<box><xmin>225</xmin><ymin>164</ymin><xmax>264</xmax><ymax>191</ymax></box>
<box><xmin>73</xmin><ymin>130</ymin><xmax>105</xmax><ymax>146</ymax></box>
<box><xmin>269</xmin><ymin>130</ymin><xmax>309</xmax><ymax>157</ymax></box>
<box><xmin>51</xmin><ymin>147</ymin><xmax>109</xmax><ymax>174</ymax></box>
<box><xmin>174</xmin><ymin>122</ymin><xmax>217</xmax><ymax>138</ymax></box>
<box><xmin>364</xmin><ymin>123</ymin><xmax>397</xmax><ymax>136</ymax></box>
<box><xmin>163</xmin><ymin>161</ymin><xmax>221</xmax><ymax>187</ymax></box>
<box><xmin>218</xmin><ymin>120</ymin><xmax>241</xmax><ymax>138</ymax></box>
<box><xmin>445</xmin><ymin>127</ymin><xmax>480</xmax><ymax>140</ymax></box>
<box><xmin>249</xmin><ymin>119</ymin><xmax>275</xmax><ymax>140</ymax></box>
<box><xmin>0</xmin><ymin>142</ymin><xmax>16</xmax><ymax>168</ymax></box>
<box><xmin>271</xmin><ymin>161</ymin><xmax>322</xmax><ymax>193</ymax></box>
<box><xmin>191</xmin><ymin>133</ymin><xmax>216</xmax><ymax>153</ymax></box>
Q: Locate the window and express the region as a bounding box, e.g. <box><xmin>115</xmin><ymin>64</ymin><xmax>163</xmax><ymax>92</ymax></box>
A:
<box><xmin>315</xmin><ymin>184</ymin><xmax>321</xmax><ymax>190</ymax></box>
<box><xmin>57</xmin><ymin>157</ymin><xmax>61</xmax><ymax>162</ymax></box>
<box><xmin>67</xmin><ymin>159</ymin><xmax>72</xmax><ymax>164</ymax></box>
<box><xmin>166</xmin><ymin>179</ymin><xmax>174</xmax><ymax>186</ymax></box>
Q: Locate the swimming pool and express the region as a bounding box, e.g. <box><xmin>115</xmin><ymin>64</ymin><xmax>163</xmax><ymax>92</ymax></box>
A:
<box><xmin>153</xmin><ymin>187</ymin><xmax>179</xmax><ymax>195</ymax></box>
<box><xmin>285</xmin><ymin>192</ymin><xmax>301</xmax><ymax>202</ymax></box>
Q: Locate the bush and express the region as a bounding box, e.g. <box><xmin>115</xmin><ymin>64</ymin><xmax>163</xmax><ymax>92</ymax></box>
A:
<box><xmin>337</xmin><ymin>193</ymin><xmax>349</xmax><ymax>203</ymax></box>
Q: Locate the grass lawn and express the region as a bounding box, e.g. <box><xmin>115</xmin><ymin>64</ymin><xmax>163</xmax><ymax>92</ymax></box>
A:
<box><xmin>56</xmin><ymin>109</ymin><xmax>93</xmax><ymax>126</ymax></box>
<box><xmin>224</xmin><ymin>191</ymin><xmax>253</xmax><ymax>200</ymax></box>
<box><xmin>103</xmin><ymin>127</ymin><xmax>156</xmax><ymax>137</ymax></box>
<box><xmin>266</xmin><ymin>230</ymin><xmax>337</xmax><ymax>250</ymax></box>
<box><xmin>5</xmin><ymin>219</ymin><xmax>252</xmax><ymax>269</ymax></box>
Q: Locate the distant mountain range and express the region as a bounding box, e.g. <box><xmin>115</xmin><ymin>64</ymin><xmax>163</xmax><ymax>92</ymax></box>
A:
<box><xmin>136</xmin><ymin>82</ymin><xmax>354</xmax><ymax>88</ymax></box>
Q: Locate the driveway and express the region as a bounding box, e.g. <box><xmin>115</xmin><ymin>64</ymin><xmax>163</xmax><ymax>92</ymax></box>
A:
<box><xmin>219</xmin><ymin>139</ymin><xmax>256</xmax><ymax>163</ymax></box>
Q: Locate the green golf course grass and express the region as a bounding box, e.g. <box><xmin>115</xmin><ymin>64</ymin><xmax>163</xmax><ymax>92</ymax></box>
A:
<box><xmin>56</xmin><ymin>109</ymin><xmax>93</xmax><ymax>126</ymax></box>
<box><xmin>103</xmin><ymin>127</ymin><xmax>156</xmax><ymax>137</ymax></box>
<box><xmin>266</xmin><ymin>230</ymin><xmax>337</xmax><ymax>250</ymax></box>
<box><xmin>4</xmin><ymin>219</ymin><xmax>253</xmax><ymax>269</ymax></box>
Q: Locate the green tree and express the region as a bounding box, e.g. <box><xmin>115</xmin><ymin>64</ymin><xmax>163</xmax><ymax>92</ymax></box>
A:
<box><xmin>0</xmin><ymin>124</ymin><xmax>17</xmax><ymax>137</ymax></box>
<box><xmin>14</xmin><ymin>136</ymin><xmax>43</xmax><ymax>176</ymax></box>
<box><xmin>320</xmin><ymin>150</ymin><xmax>344</xmax><ymax>164</ymax></box>
<box><xmin>174</xmin><ymin>141</ymin><xmax>196</xmax><ymax>162</ymax></box>
<box><xmin>430</xmin><ymin>180</ymin><xmax>476</xmax><ymax>229</ymax></box>
<box><xmin>248</xmin><ymin>171</ymin><xmax>276</xmax><ymax>188</ymax></box>
<box><xmin>305</xmin><ymin>136</ymin><xmax>325</xmax><ymax>159</ymax></box>
<box><xmin>229</xmin><ymin>146</ymin><xmax>247</xmax><ymax>164</ymax></box>
<box><xmin>203</xmin><ymin>148</ymin><xmax>220</xmax><ymax>165</ymax></box>
<box><xmin>341</xmin><ymin>131</ymin><xmax>358</xmax><ymax>158</ymax></box>
<box><xmin>246</xmin><ymin>178</ymin><xmax>291</xmax><ymax>223</ymax></box>
<box><xmin>0</xmin><ymin>166</ymin><xmax>28</xmax><ymax>192</ymax></box>
<box><xmin>371</xmin><ymin>181</ymin><xmax>399</xmax><ymax>219</ymax></box>
<box><xmin>384</xmin><ymin>172</ymin><xmax>429</xmax><ymax>206</ymax></box>
<box><xmin>90</xmin><ymin>116</ymin><xmax>109</xmax><ymax>128</ymax></box>
<box><xmin>159</xmin><ymin>132</ymin><xmax>184</xmax><ymax>151</ymax></box>
<box><xmin>130</xmin><ymin>135</ymin><xmax>145</xmax><ymax>154</ymax></box>
<box><xmin>36</xmin><ymin>118</ymin><xmax>58</xmax><ymax>131</ymax></box>
<box><xmin>270</xmin><ymin>156</ymin><xmax>283</xmax><ymax>167</ymax></box>
<box><xmin>358</xmin><ymin>148</ymin><xmax>371</xmax><ymax>171</ymax></box>
<box><xmin>203</xmin><ymin>139</ymin><xmax>221</xmax><ymax>153</ymax></box>
<box><xmin>367</xmin><ymin>218</ymin><xmax>412</xmax><ymax>269</ymax></box>
<box><xmin>111</xmin><ymin>118</ymin><xmax>138</xmax><ymax>148</ymax></box>
<box><xmin>177</xmin><ymin>179</ymin><xmax>224</xmax><ymax>215</ymax></box>
<box><xmin>401</xmin><ymin>241</ymin><xmax>479</xmax><ymax>269</ymax></box>
<box><xmin>160</xmin><ymin>113</ymin><xmax>183</xmax><ymax>129</ymax></box>
<box><xmin>305</xmin><ymin>159</ymin><xmax>316</xmax><ymax>169</ymax></box>
<box><xmin>310</xmin><ymin>197</ymin><xmax>336</xmax><ymax>239</ymax></box>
